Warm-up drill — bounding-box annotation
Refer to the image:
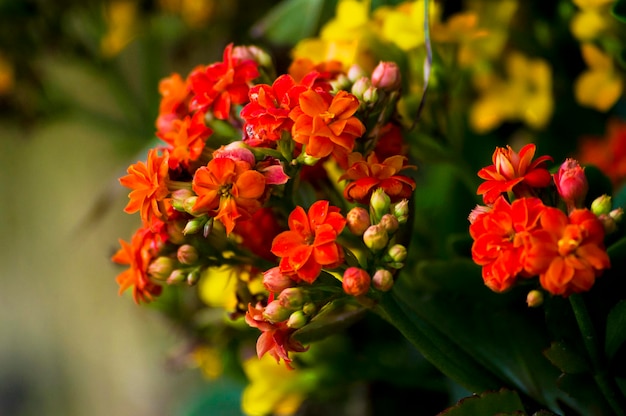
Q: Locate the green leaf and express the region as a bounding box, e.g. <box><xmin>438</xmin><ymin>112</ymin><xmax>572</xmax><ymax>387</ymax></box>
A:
<box><xmin>611</xmin><ymin>0</ymin><xmax>626</xmax><ymax>23</ymax></box>
<box><xmin>292</xmin><ymin>300</ymin><xmax>366</xmax><ymax>344</ymax></box>
<box><xmin>606</xmin><ymin>300</ymin><xmax>626</xmax><ymax>360</ymax></box>
<box><xmin>437</xmin><ymin>389</ymin><xmax>526</xmax><ymax>416</ymax></box>
<box><xmin>543</xmin><ymin>341</ymin><xmax>590</xmax><ymax>374</ymax></box>
<box><xmin>557</xmin><ymin>373</ymin><xmax>614</xmax><ymax>415</ymax></box>
<box><xmin>250</xmin><ymin>0</ymin><xmax>327</xmax><ymax>45</ymax></box>
<box><xmin>608</xmin><ymin>236</ymin><xmax>626</xmax><ymax>263</ymax></box>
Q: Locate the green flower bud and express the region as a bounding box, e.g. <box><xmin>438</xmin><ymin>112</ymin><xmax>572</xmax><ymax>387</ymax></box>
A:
<box><xmin>591</xmin><ymin>194</ymin><xmax>612</xmax><ymax>216</ymax></box>
<box><xmin>183</xmin><ymin>196</ymin><xmax>200</xmax><ymax>215</ymax></box>
<box><xmin>167</xmin><ymin>269</ymin><xmax>186</xmax><ymax>285</ymax></box>
<box><xmin>393</xmin><ymin>199</ymin><xmax>410</xmax><ymax>224</ymax></box>
<box><xmin>278</xmin><ymin>287</ymin><xmax>306</xmax><ymax>310</ymax></box>
<box><xmin>148</xmin><ymin>257</ymin><xmax>176</xmax><ymax>281</ymax></box>
<box><xmin>187</xmin><ymin>269</ymin><xmax>201</xmax><ymax>286</ymax></box>
<box><xmin>370</xmin><ymin>188</ymin><xmax>391</xmax><ymax>224</ymax></box>
<box><xmin>526</xmin><ymin>290</ymin><xmax>544</xmax><ymax>308</ymax></box>
<box><xmin>387</xmin><ymin>244</ymin><xmax>407</xmax><ymax>263</ymax></box>
<box><xmin>362</xmin><ymin>86</ymin><xmax>378</xmax><ymax>103</ymax></box>
<box><xmin>183</xmin><ymin>216</ymin><xmax>206</xmax><ymax>235</ymax></box>
<box><xmin>302</xmin><ymin>302</ymin><xmax>317</xmax><ymax>316</ymax></box>
<box><xmin>379</xmin><ymin>214</ymin><xmax>399</xmax><ymax>235</ymax></box>
<box><xmin>287</xmin><ymin>310</ymin><xmax>308</xmax><ymax>329</ymax></box>
<box><xmin>263</xmin><ymin>300</ymin><xmax>292</xmax><ymax>323</ymax></box>
<box><xmin>363</xmin><ymin>224</ymin><xmax>389</xmax><ymax>252</ymax></box>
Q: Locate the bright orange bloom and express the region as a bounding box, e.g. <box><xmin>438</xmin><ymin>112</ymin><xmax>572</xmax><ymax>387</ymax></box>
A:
<box><xmin>189</xmin><ymin>43</ymin><xmax>259</xmax><ymax>120</ymax></box>
<box><xmin>477</xmin><ymin>143</ymin><xmax>553</xmax><ymax>204</ymax></box>
<box><xmin>289</xmin><ymin>89</ymin><xmax>365</xmax><ymax>159</ymax></box>
<box><xmin>340</xmin><ymin>152</ymin><xmax>416</xmax><ymax>204</ymax></box>
<box><xmin>245</xmin><ymin>302</ymin><xmax>308</xmax><ymax>369</ymax></box>
<box><xmin>288</xmin><ymin>57</ymin><xmax>343</xmax><ymax>86</ymax></box>
<box><xmin>157</xmin><ymin>111</ymin><xmax>213</xmax><ymax>169</ymax></box>
<box><xmin>577</xmin><ymin>117</ymin><xmax>626</xmax><ymax>188</ymax></box>
<box><xmin>524</xmin><ymin>207</ymin><xmax>610</xmax><ymax>296</ymax></box>
<box><xmin>156</xmin><ymin>72</ymin><xmax>193</xmax><ymax>135</ymax></box>
<box><xmin>192</xmin><ymin>157</ymin><xmax>266</xmax><ymax>235</ymax></box>
<box><xmin>271</xmin><ymin>200</ymin><xmax>346</xmax><ymax>283</ymax></box>
<box><xmin>119</xmin><ymin>148</ymin><xmax>170</xmax><ymax>229</ymax></box>
<box><xmin>112</xmin><ymin>224</ymin><xmax>165</xmax><ymax>304</ymax></box>
<box><xmin>470</xmin><ymin>196</ymin><xmax>547</xmax><ymax>292</ymax></box>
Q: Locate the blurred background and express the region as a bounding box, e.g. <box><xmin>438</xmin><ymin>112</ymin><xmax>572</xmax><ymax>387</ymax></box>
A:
<box><xmin>0</xmin><ymin>1</ymin><xmax>304</xmax><ymax>414</ymax></box>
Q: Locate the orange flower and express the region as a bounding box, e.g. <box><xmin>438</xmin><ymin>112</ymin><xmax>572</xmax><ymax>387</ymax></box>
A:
<box><xmin>119</xmin><ymin>148</ymin><xmax>170</xmax><ymax>229</ymax></box>
<box><xmin>192</xmin><ymin>157</ymin><xmax>266</xmax><ymax>235</ymax></box>
<box><xmin>271</xmin><ymin>200</ymin><xmax>346</xmax><ymax>283</ymax></box>
<box><xmin>470</xmin><ymin>196</ymin><xmax>546</xmax><ymax>292</ymax></box>
<box><xmin>340</xmin><ymin>152</ymin><xmax>416</xmax><ymax>204</ymax></box>
<box><xmin>157</xmin><ymin>111</ymin><xmax>213</xmax><ymax>169</ymax></box>
<box><xmin>112</xmin><ymin>224</ymin><xmax>165</xmax><ymax>304</ymax></box>
<box><xmin>189</xmin><ymin>43</ymin><xmax>259</xmax><ymax>120</ymax></box>
<box><xmin>245</xmin><ymin>302</ymin><xmax>308</xmax><ymax>369</ymax></box>
<box><xmin>156</xmin><ymin>71</ymin><xmax>193</xmax><ymax>135</ymax></box>
<box><xmin>289</xmin><ymin>89</ymin><xmax>365</xmax><ymax>159</ymax></box>
<box><xmin>525</xmin><ymin>207</ymin><xmax>610</xmax><ymax>296</ymax></box>
<box><xmin>477</xmin><ymin>143</ymin><xmax>553</xmax><ymax>204</ymax></box>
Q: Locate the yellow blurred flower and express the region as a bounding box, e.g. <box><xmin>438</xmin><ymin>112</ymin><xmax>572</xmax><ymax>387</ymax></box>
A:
<box><xmin>470</xmin><ymin>52</ymin><xmax>553</xmax><ymax>133</ymax></box>
<box><xmin>241</xmin><ymin>354</ymin><xmax>308</xmax><ymax>416</ymax></box>
<box><xmin>100</xmin><ymin>1</ymin><xmax>139</xmax><ymax>57</ymax></box>
<box><xmin>574</xmin><ymin>43</ymin><xmax>623</xmax><ymax>112</ymax></box>
<box><xmin>158</xmin><ymin>0</ymin><xmax>216</xmax><ymax>28</ymax></box>
<box><xmin>570</xmin><ymin>0</ymin><xmax>615</xmax><ymax>41</ymax></box>
<box><xmin>198</xmin><ymin>264</ymin><xmax>265</xmax><ymax>312</ymax></box>
<box><xmin>373</xmin><ymin>0</ymin><xmax>441</xmax><ymax>51</ymax></box>
<box><xmin>0</xmin><ymin>52</ymin><xmax>14</xmax><ymax>95</ymax></box>
<box><xmin>191</xmin><ymin>345</ymin><xmax>224</xmax><ymax>379</ymax></box>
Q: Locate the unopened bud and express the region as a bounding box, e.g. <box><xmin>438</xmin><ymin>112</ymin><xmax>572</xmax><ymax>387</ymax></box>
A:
<box><xmin>387</xmin><ymin>244</ymin><xmax>407</xmax><ymax>263</ymax></box>
<box><xmin>342</xmin><ymin>267</ymin><xmax>371</xmax><ymax>296</ymax></box>
<box><xmin>468</xmin><ymin>204</ymin><xmax>492</xmax><ymax>224</ymax></box>
<box><xmin>167</xmin><ymin>269</ymin><xmax>186</xmax><ymax>285</ymax></box>
<box><xmin>148</xmin><ymin>257</ymin><xmax>175</xmax><ymax>281</ymax></box>
<box><xmin>591</xmin><ymin>195</ymin><xmax>612</xmax><ymax>216</ymax></box>
<box><xmin>278</xmin><ymin>287</ymin><xmax>305</xmax><ymax>309</ymax></box>
<box><xmin>351</xmin><ymin>77</ymin><xmax>372</xmax><ymax>100</ymax></box>
<box><xmin>187</xmin><ymin>269</ymin><xmax>201</xmax><ymax>286</ymax></box>
<box><xmin>287</xmin><ymin>310</ymin><xmax>308</xmax><ymax>329</ymax></box>
<box><xmin>232</xmin><ymin>45</ymin><xmax>273</xmax><ymax>69</ymax></box>
<box><xmin>362</xmin><ymin>86</ymin><xmax>378</xmax><ymax>103</ymax></box>
<box><xmin>184</xmin><ymin>196</ymin><xmax>200</xmax><ymax>215</ymax></box>
<box><xmin>330</xmin><ymin>74</ymin><xmax>350</xmax><ymax>92</ymax></box>
<box><xmin>370</xmin><ymin>188</ymin><xmax>391</xmax><ymax>224</ymax></box>
<box><xmin>183</xmin><ymin>216</ymin><xmax>206</xmax><ymax>235</ymax></box>
<box><xmin>372</xmin><ymin>269</ymin><xmax>394</xmax><ymax>292</ymax></box>
<box><xmin>171</xmin><ymin>189</ymin><xmax>194</xmax><ymax>211</ymax></box>
<box><xmin>263</xmin><ymin>267</ymin><xmax>294</xmax><ymax>293</ymax></box>
<box><xmin>302</xmin><ymin>302</ymin><xmax>317</xmax><ymax>316</ymax></box>
<box><xmin>363</xmin><ymin>224</ymin><xmax>389</xmax><ymax>251</ymax></box>
<box><xmin>371</xmin><ymin>61</ymin><xmax>401</xmax><ymax>91</ymax></box>
<box><xmin>177</xmin><ymin>244</ymin><xmax>199</xmax><ymax>265</ymax></box>
<box><xmin>347</xmin><ymin>64</ymin><xmax>367</xmax><ymax>82</ymax></box>
<box><xmin>379</xmin><ymin>214</ymin><xmax>399</xmax><ymax>234</ymax></box>
<box><xmin>393</xmin><ymin>199</ymin><xmax>410</xmax><ymax>224</ymax></box>
<box><xmin>554</xmin><ymin>159</ymin><xmax>588</xmax><ymax>210</ymax></box>
<box><xmin>347</xmin><ymin>207</ymin><xmax>371</xmax><ymax>236</ymax></box>
<box><xmin>263</xmin><ymin>300</ymin><xmax>292</xmax><ymax>323</ymax></box>
<box><xmin>526</xmin><ymin>290</ymin><xmax>544</xmax><ymax>308</ymax></box>
<box><xmin>610</xmin><ymin>207</ymin><xmax>624</xmax><ymax>222</ymax></box>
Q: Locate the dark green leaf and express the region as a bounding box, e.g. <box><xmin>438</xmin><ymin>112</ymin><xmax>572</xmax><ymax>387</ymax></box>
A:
<box><xmin>606</xmin><ymin>300</ymin><xmax>626</xmax><ymax>360</ymax></box>
<box><xmin>543</xmin><ymin>341</ymin><xmax>590</xmax><ymax>374</ymax></box>
<box><xmin>611</xmin><ymin>0</ymin><xmax>626</xmax><ymax>23</ymax></box>
<box><xmin>437</xmin><ymin>389</ymin><xmax>525</xmax><ymax>416</ymax></box>
<box><xmin>292</xmin><ymin>301</ymin><xmax>366</xmax><ymax>344</ymax></box>
<box><xmin>557</xmin><ymin>373</ymin><xmax>614</xmax><ymax>415</ymax></box>
<box><xmin>250</xmin><ymin>0</ymin><xmax>326</xmax><ymax>45</ymax></box>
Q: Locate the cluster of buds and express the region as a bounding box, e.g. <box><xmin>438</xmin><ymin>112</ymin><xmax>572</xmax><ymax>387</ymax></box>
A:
<box><xmin>111</xmin><ymin>42</ymin><xmax>417</xmax><ymax>368</ymax></box>
<box><xmin>469</xmin><ymin>143</ymin><xmax>622</xmax><ymax>301</ymax></box>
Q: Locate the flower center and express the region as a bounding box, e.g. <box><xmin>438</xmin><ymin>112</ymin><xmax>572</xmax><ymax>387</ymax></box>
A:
<box><xmin>319</xmin><ymin>111</ymin><xmax>335</xmax><ymax>124</ymax></box>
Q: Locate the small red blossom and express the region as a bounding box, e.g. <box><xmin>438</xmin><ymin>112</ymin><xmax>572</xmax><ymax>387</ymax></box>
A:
<box><xmin>156</xmin><ymin>72</ymin><xmax>193</xmax><ymax>135</ymax></box>
<box><xmin>245</xmin><ymin>302</ymin><xmax>308</xmax><ymax>369</ymax></box>
<box><xmin>119</xmin><ymin>149</ymin><xmax>170</xmax><ymax>229</ymax></box>
<box><xmin>234</xmin><ymin>207</ymin><xmax>284</xmax><ymax>262</ymax></box>
<box><xmin>271</xmin><ymin>200</ymin><xmax>346</xmax><ymax>283</ymax></box>
<box><xmin>157</xmin><ymin>111</ymin><xmax>213</xmax><ymax>169</ymax></box>
<box><xmin>340</xmin><ymin>152</ymin><xmax>416</xmax><ymax>204</ymax></box>
<box><xmin>470</xmin><ymin>196</ymin><xmax>547</xmax><ymax>292</ymax></box>
<box><xmin>477</xmin><ymin>143</ymin><xmax>553</xmax><ymax>204</ymax></box>
<box><xmin>189</xmin><ymin>43</ymin><xmax>259</xmax><ymax>120</ymax></box>
<box><xmin>112</xmin><ymin>224</ymin><xmax>165</xmax><ymax>304</ymax></box>
<box><xmin>524</xmin><ymin>207</ymin><xmax>610</xmax><ymax>296</ymax></box>
<box><xmin>192</xmin><ymin>157</ymin><xmax>266</xmax><ymax>235</ymax></box>
<box><xmin>290</xmin><ymin>89</ymin><xmax>366</xmax><ymax>159</ymax></box>
<box><xmin>577</xmin><ymin>118</ymin><xmax>626</xmax><ymax>188</ymax></box>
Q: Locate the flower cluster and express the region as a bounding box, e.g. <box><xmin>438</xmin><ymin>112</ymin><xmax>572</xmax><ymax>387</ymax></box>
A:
<box><xmin>469</xmin><ymin>143</ymin><xmax>621</xmax><ymax>297</ymax></box>
<box><xmin>112</xmin><ymin>42</ymin><xmax>416</xmax><ymax>369</ymax></box>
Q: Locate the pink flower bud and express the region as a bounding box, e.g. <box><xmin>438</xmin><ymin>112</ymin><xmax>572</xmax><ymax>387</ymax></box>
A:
<box><xmin>263</xmin><ymin>267</ymin><xmax>294</xmax><ymax>293</ymax></box>
<box><xmin>371</xmin><ymin>61</ymin><xmax>401</xmax><ymax>91</ymax></box>
<box><xmin>263</xmin><ymin>299</ymin><xmax>292</xmax><ymax>323</ymax></box>
<box><xmin>347</xmin><ymin>207</ymin><xmax>371</xmax><ymax>236</ymax></box>
<box><xmin>342</xmin><ymin>267</ymin><xmax>371</xmax><ymax>296</ymax></box>
<box><xmin>468</xmin><ymin>204</ymin><xmax>492</xmax><ymax>224</ymax></box>
<box><xmin>177</xmin><ymin>244</ymin><xmax>198</xmax><ymax>265</ymax></box>
<box><xmin>379</xmin><ymin>214</ymin><xmax>399</xmax><ymax>234</ymax></box>
<box><xmin>148</xmin><ymin>257</ymin><xmax>175</xmax><ymax>281</ymax></box>
<box><xmin>363</xmin><ymin>224</ymin><xmax>389</xmax><ymax>251</ymax></box>
<box><xmin>278</xmin><ymin>287</ymin><xmax>305</xmax><ymax>309</ymax></box>
<box><xmin>554</xmin><ymin>158</ymin><xmax>588</xmax><ymax>210</ymax></box>
<box><xmin>213</xmin><ymin>142</ymin><xmax>256</xmax><ymax>166</ymax></box>
<box><xmin>372</xmin><ymin>269</ymin><xmax>394</xmax><ymax>292</ymax></box>
<box><xmin>392</xmin><ymin>199</ymin><xmax>409</xmax><ymax>224</ymax></box>
<box><xmin>351</xmin><ymin>77</ymin><xmax>372</xmax><ymax>100</ymax></box>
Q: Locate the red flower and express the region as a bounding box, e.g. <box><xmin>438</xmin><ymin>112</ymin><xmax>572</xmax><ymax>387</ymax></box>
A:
<box><xmin>157</xmin><ymin>111</ymin><xmax>213</xmax><ymax>169</ymax></box>
<box><xmin>111</xmin><ymin>224</ymin><xmax>165</xmax><ymax>304</ymax></box>
<box><xmin>477</xmin><ymin>143</ymin><xmax>553</xmax><ymax>204</ymax></box>
<box><xmin>190</xmin><ymin>43</ymin><xmax>259</xmax><ymax>120</ymax></box>
<box><xmin>577</xmin><ymin>117</ymin><xmax>626</xmax><ymax>188</ymax></box>
<box><xmin>340</xmin><ymin>152</ymin><xmax>416</xmax><ymax>204</ymax></box>
<box><xmin>290</xmin><ymin>89</ymin><xmax>365</xmax><ymax>159</ymax></box>
<box><xmin>156</xmin><ymin>72</ymin><xmax>193</xmax><ymax>135</ymax></box>
<box><xmin>525</xmin><ymin>207</ymin><xmax>610</xmax><ymax>296</ymax></box>
<box><xmin>119</xmin><ymin>149</ymin><xmax>170</xmax><ymax>229</ymax></box>
<box><xmin>470</xmin><ymin>196</ymin><xmax>547</xmax><ymax>292</ymax></box>
<box><xmin>192</xmin><ymin>157</ymin><xmax>266</xmax><ymax>235</ymax></box>
<box><xmin>233</xmin><ymin>207</ymin><xmax>283</xmax><ymax>261</ymax></box>
<box><xmin>245</xmin><ymin>302</ymin><xmax>308</xmax><ymax>369</ymax></box>
<box><xmin>271</xmin><ymin>200</ymin><xmax>346</xmax><ymax>283</ymax></box>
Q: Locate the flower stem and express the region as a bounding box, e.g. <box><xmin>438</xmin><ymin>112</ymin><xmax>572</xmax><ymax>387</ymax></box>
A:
<box><xmin>373</xmin><ymin>289</ymin><xmax>504</xmax><ymax>393</ymax></box>
<box><xmin>569</xmin><ymin>294</ymin><xmax>626</xmax><ymax>415</ymax></box>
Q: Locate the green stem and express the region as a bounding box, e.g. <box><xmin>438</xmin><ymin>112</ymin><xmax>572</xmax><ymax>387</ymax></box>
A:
<box><xmin>373</xmin><ymin>289</ymin><xmax>504</xmax><ymax>393</ymax></box>
<box><xmin>569</xmin><ymin>294</ymin><xmax>626</xmax><ymax>415</ymax></box>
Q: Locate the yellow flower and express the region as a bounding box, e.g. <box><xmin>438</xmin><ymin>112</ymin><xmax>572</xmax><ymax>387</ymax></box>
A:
<box><xmin>574</xmin><ymin>43</ymin><xmax>623</xmax><ymax>112</ymax></box>
<box><xmin>373</xmin><ymin>0</ymin><xmax>441</xmax><ymax>51</ymax></box>
<box><xmin>241</xmin><ymin>354</ymin><xmax>307</xmax><ymax>416</ymax></box>
<box><xmin>198</xmin><ymin>264</ymin><xmax>265</xmax><ymax>312</ymax></box>
<box><xmin>570</xmin><ymin>0</ymin><xmax>615</xmax><ymax>40</ymax></box>
<box><xmin>470</xmin><ymin>52</ymin><xmax>553</xmax><ymax>133</ymax></box>
<box><xmin>191</xmin><ymin>345</ymin><xmax>223</xmax><ymax>379</ymax></box>
<box><xmin>100</xmin><ymin>1</ymin><xmax>139</xmax><ymax>57</ymax></box>
<box><xmin>158</xmin><ymin>0</ymin><xmax>216</xmax><ymax>28</ymax></box>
